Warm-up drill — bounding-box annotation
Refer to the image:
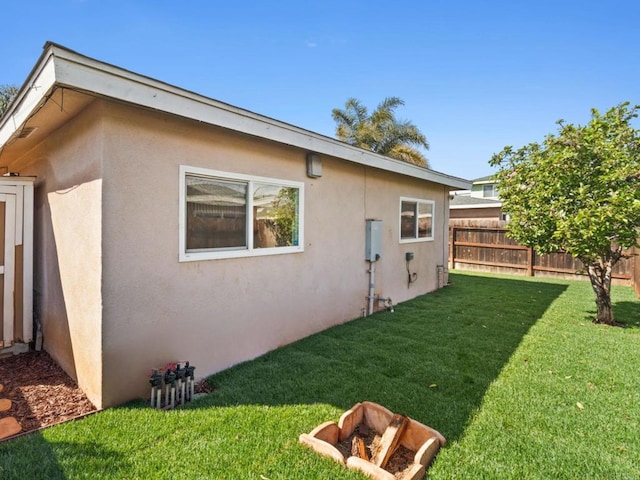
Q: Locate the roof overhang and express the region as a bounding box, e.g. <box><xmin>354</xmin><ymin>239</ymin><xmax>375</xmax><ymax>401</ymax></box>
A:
<box><xmin>0</xmin><ymin>42</ymin><xmax>471</xmax><ymax>190</ymax></box>
<box><xmin>471</xmin><ymin>175</ymin><xmax>497</xmax><ymax>185</ymax></box>
<box><xmin>450</xmin><ymin>202</ymin><xmax>503</xmax><ymax>209</ymax></box>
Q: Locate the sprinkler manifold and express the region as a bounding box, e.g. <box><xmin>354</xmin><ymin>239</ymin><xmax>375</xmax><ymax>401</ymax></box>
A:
<box><xmin>147</xmin><ymin>361</ymin><xmax>198</xmax><ymax>410</ymax></box>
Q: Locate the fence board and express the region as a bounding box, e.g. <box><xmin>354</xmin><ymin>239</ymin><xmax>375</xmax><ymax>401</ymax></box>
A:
<box><xmin>449</xmin><ymin>225</ymin><xmax>632</xmax><ymax>283</ymax></box>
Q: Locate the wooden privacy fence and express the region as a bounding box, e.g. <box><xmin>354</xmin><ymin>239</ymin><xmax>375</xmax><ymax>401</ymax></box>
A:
<box><xmin>449</xmin><ymin>225</ymin><xmax>633</xmax><ymax>283</ymax></box>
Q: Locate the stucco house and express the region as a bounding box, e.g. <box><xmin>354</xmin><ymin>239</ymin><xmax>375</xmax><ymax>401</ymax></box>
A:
<box><xmin>0</xmin><ymin>42</ymin><xmax>470</xmax><ymax>408</ymax></box>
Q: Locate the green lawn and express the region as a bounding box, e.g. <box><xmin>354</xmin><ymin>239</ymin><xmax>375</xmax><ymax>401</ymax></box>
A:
<box><xmin>1</xmin><ymin>272</ymin><xmax>639</xmax><ymax>479</ymax></box>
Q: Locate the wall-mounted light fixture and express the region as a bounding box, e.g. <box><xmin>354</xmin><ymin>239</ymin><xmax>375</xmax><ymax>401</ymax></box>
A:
<box><xmin>306</xmin><ymin>152</ymin><xmax>322</xmax><ymax>178</ymax></box>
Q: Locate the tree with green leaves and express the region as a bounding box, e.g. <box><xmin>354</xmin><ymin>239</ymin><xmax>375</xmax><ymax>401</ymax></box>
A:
<box><xmin>332</xmin><ymin>97</ymin><xmax>430</xmax><ymax>168</ymax></box>
<box><xmin>0</xmin><ymin>84</ymin><xmax>18</xmax><ymax>116</ymax></box>
<box><xmin>271</xmin><ymin>186</ymin><xmax>299</xmax><ymax>247</ymax></box>
<box><xmin>490</xmin><ymin>102</ymin><xmax>640</xmax><ymax>325</ymax></box>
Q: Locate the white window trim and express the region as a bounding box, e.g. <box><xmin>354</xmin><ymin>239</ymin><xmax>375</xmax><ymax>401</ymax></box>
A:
<box><xmin>179</xmin><ymin>165</ymin><xmax>304</xmax><ymax>262</ymax></box>
<box><xmin>399</xmin><ymin>196</ymin><xmax>435</xmax><ymax>244</ymax></box>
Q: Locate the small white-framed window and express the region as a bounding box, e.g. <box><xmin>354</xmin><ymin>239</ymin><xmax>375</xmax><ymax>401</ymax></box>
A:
<box><xmin>483</xmin><ymin>184</ymin><xmax>497</xmax><ymax>198</ymax></box>
<box><xmin>179</xmin><ymin>165</ymin><xmax>304</xmax><ymax>261</ymax></box>
<box><xmin>400</xmin><ymin>197</ymin><xmax>434</xmax><ymax>243</ymax></box>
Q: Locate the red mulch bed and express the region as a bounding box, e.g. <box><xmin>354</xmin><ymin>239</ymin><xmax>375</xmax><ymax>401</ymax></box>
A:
<box><xmin>0</xmin><ymin>350</ymin><xmax>96</xmax><ymax>437</ymax></box>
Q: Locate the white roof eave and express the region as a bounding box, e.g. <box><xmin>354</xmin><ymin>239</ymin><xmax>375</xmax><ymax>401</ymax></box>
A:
<box><xmin>0</xmin><ymin>53</ymin><xmax>58</xmax><ymax>147</ymax></box>
<box><xmin>2</xmin><ymin>42</ymin><xmax>471</xmax><ymax>190</ymax></box>
<box><xmin>450</xmin><ymin>202</ymin><xmax>503</xmax><ymax>209</ymax></box>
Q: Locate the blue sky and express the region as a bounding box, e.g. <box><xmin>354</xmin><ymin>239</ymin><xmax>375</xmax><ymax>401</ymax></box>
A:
<box><xmin>2</xmin><ymin>0</ymin><xmax>638</xmax><ymax>180</ymax></box>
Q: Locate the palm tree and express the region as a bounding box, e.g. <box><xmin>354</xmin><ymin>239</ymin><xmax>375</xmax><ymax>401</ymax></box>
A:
<box><xmin>331</xmin><ymin>97</ymin><xmax>430</xmax><ymax>168</ymax></box>
<box><xmin>0</xmin><ymin>85</ymin><xmax>18</xmax><ymax>117</ymax></box>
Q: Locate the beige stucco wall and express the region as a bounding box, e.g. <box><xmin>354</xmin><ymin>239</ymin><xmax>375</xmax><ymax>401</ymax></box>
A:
<box><xmin>3</xmin><ymin>98</ymin><xmax>452</xmax><ymax>408</ymax></box>
<box><xmin>9</xmin><ymin>101</ymin><xmax>104</xmax><ymax>408</ymax></box>
<box><xmin>98</xmin><ymin>101</ymin><xmax>450</xmax><ymax>406</ymax></box>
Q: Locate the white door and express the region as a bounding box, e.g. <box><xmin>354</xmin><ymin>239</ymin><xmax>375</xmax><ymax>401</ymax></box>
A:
<box><xmin>0</xmin><ymin>177</ymin><xmax>34</xmax><ymax>351</ymax></box>
<box><xmin>0</xmin><ymin>193</ymin><xmax>16</xmax><ymax>348</ymax></box>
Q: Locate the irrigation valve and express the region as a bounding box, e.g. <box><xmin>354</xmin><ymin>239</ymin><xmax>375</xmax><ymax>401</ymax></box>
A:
<box><xmin>163</xmin><ymin>367</ymin><xmax>177</xmax><ymax>409</ymax></box>
<box><xmin>186</xmin><ymin>362</ymin><xmax>196</xmax><ymax>401</ymax></box>
<box><xmin>147</xmin><ymin>361</ymin><xmax>198</xmax><ymax>410</ymax></box>
<box><xmin>176</xmin><ymin>362</ymin><xmax>188</xmax><ymax>405</ymax></box>
<box><xmin>149</xmin><ymin>369</ymin><xmax>163</xmax><ymax>408</ymax></box>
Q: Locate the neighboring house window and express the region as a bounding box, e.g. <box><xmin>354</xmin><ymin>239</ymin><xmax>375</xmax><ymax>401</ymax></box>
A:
<box><xmin>179</xmin><ymin>166</ymin><xmax>304</xmax><ymax>261</ymax></box>
<box><xmin>483</xmin><ymin>184</ymin><xmax>496</xmax><ymax>198</ymax></box>
<box><xmin>400</xmin><ymin>198</ymin><xmax>434</xmax><ymax>242</ymax></box>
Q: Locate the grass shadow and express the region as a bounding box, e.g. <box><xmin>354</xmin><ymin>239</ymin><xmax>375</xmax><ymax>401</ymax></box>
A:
<box><xmin>613</xmin><ymin>300</ymin><xmax>640</xmax><ymax>328</ymax></box>
<box><xmin>0</xmin><ymin>430</ymin><xmax>130</xmax><ymax>480</ymax></box>
<box><xmin>581</xmin><ymin>297</ymin><xmax>640</xmax><ymax>329</ymax></box>
<box><xmin>196</xmin><ymin>272</ymin><xmax>568</xmax><ymax>443</ymax></box>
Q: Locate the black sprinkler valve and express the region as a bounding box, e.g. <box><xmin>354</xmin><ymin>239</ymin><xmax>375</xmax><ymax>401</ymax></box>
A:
<box><xmin>149</xmin><ymin>369</ymin><xmax>163</xmax><ymax>388</ymax></box>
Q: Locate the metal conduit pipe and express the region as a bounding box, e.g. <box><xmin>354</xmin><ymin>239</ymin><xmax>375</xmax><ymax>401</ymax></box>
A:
<box><xmin>367</xmin><ymin>260</ymin><xmax>376</xmax><ymax>316</ymax></box>
<box><xmin>367</xmin><ymin>260</ymin><xmax>394</xmax><ymax>315</ymax></box>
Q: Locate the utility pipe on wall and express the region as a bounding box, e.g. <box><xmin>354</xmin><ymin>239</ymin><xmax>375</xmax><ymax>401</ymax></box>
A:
<box><xmin>367</xmin><ymin>260</ymin><xmax>376</xmax><ymax>316</ymax></box>
<box><xmin>377</xmin><ymin>296</ymin><xmax>394</xmax><ymax>313</ymax></box>
<box><xmin>366</xmin><ymin>260</ymin><xmax>395</xmax><ymax>315</ymax></box>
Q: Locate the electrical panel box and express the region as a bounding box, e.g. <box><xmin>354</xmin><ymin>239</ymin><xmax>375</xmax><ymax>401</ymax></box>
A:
<box><xmin>365</xmin><ymin>220</ymin><xmax>383</xmax><ymax>262</ymax></box>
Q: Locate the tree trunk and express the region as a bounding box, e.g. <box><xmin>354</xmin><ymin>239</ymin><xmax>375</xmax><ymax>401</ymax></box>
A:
<box><xmin>586</xmin><ymin>263</ymin><xmax>614</xmax><ymax>325</ymax></box>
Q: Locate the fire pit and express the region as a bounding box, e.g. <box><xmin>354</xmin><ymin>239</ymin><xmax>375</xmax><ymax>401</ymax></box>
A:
<box><xmin>299</xmin><ymin>401</ymin><xmax>446</xmax><ymax>480</ymax></box>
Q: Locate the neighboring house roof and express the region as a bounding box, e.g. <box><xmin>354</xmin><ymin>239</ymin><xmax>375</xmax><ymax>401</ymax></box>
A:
<box><xmin>449</xmin><ymin>195</ymin><xmax>502</xmax><ymax>209</ymax></box>
<box><xmin>471</xmin><ymin>175</ymin><xmax>498</xmax><ymax>185</ymax></box>
<box><xmin>0</xmin><ymin>42</ymin><xmax>471</xmax><ymax>191</ymax></box>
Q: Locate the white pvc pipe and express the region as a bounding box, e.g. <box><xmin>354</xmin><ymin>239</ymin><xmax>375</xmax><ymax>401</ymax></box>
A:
<box><xmin>368</xmin><ymin>261</ymin><xmax>375</xmax><ymax>316</ymax></box>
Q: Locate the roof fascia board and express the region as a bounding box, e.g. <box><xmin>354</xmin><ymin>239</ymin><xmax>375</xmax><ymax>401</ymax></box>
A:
<box><xmin>450</xmin><ymin>202</ymin><xmax>503</xmax><ymax>209</ymax></box>
<box><xmin>0</xmin><ymin>54</ymin><xmax>57</xmax><ymax>147</ymax></box>
<box><xmin>473</xmin><ymin>179</ymin><xmax>497</xmax><ymax>185</ymax></box>
<box><xmin>7</xmin><ymin>43</ymin><xmax>472</xmax><ymax>190</ymax></box>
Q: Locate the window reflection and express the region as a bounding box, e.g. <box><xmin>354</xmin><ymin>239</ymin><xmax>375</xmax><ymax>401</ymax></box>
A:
<box><xmin>186</xmin><ymin>176</ymin><xmax>247</xmax><ymax>250</ymax></box>
<box><xmin>254</xmin><ymin>184</ymin><xmax>299</xmax><ymax>248</ymax></box>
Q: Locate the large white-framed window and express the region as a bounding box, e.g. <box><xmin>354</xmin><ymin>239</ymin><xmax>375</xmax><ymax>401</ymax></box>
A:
<box><xmin>179</xmin><ymin>165</ymin><xmax>304</xmax><ymax>261</ymax></box>
<box><xmin>399</xmin><ymin>197</ymin><xmax>434</xmax><ymax>243</ymax></box>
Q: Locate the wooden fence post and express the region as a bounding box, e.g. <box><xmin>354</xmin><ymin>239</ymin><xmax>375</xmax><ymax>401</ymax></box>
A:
<box><xmin>449</xmin><ymin>227</ymin><xmax>456</xmax><ymax>270</ymax></box>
